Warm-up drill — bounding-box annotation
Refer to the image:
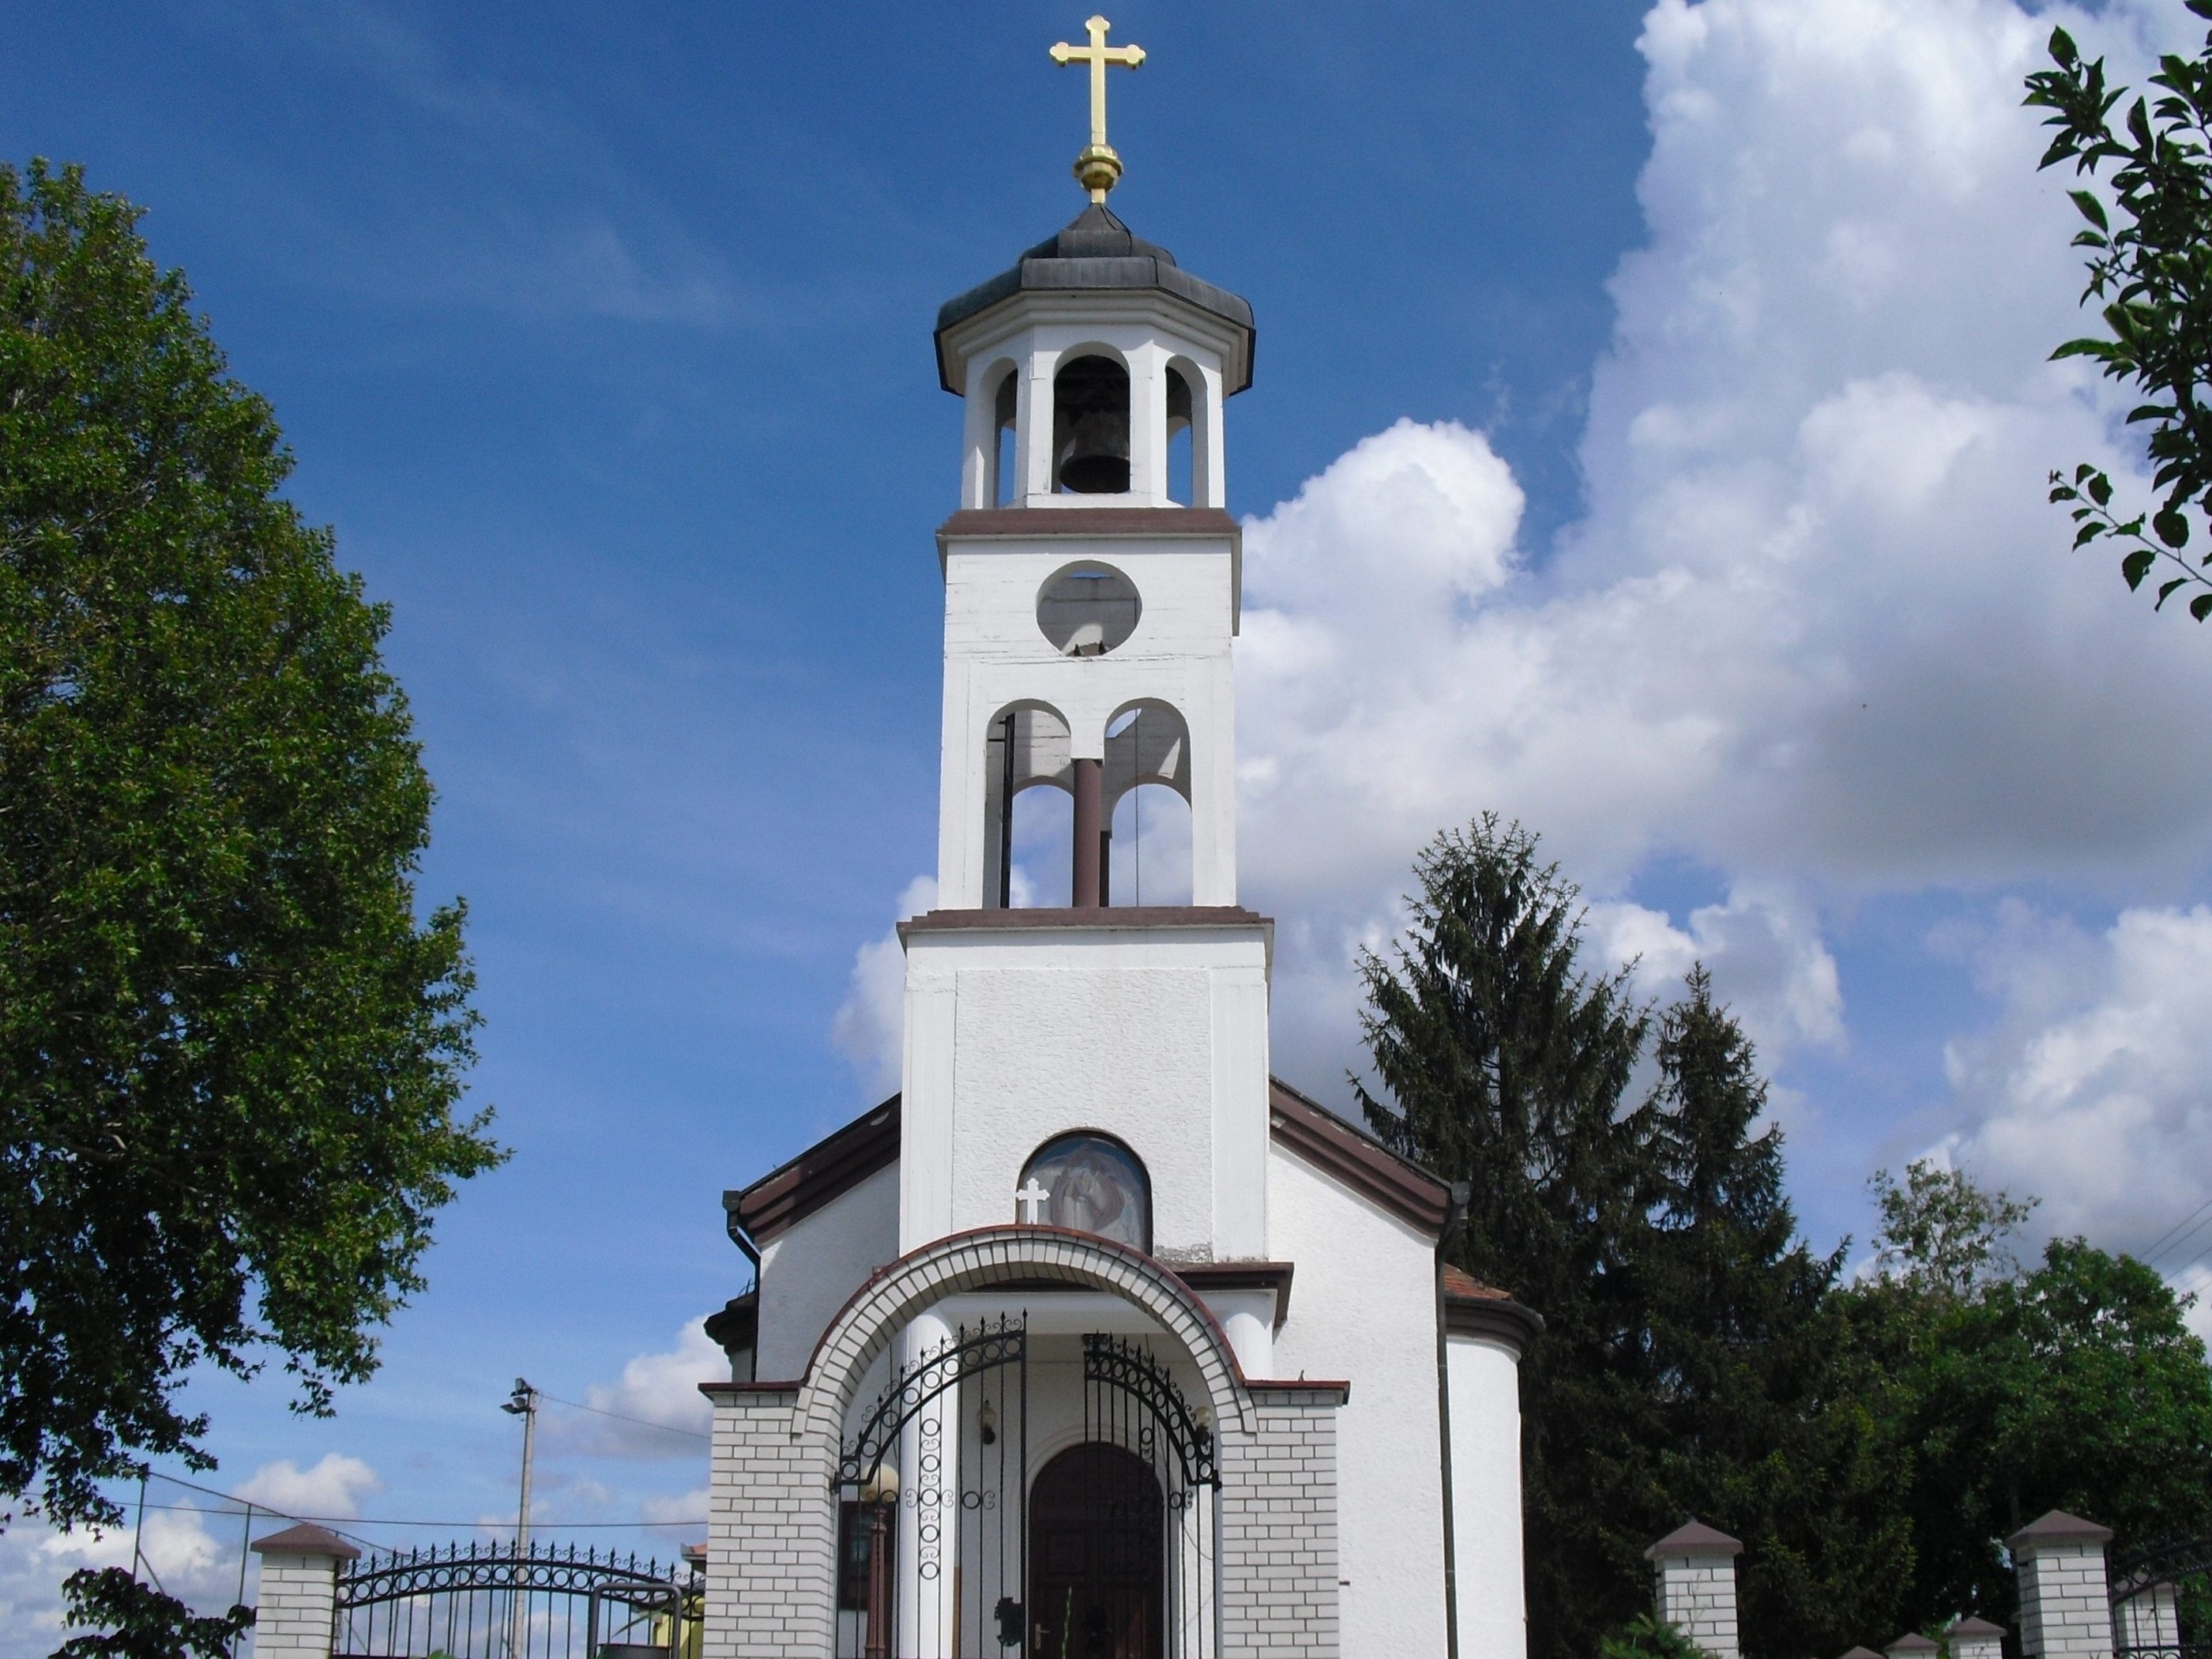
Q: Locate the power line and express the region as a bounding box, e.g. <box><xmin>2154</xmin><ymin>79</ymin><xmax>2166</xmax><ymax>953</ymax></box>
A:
<box><xmin>128</xmin><ymin>1499</ymin><xmax>705</xmax><ymax>1529</ymax></box>
<box><xmin>533</xmin><ymin>1390</ymin><xmax>710</xmax><ymax>1442</ymax></box>
<box><xmin>2141</xmin><ymin>1195</ymin><xmax>2212</xmax><ymax>1264</ymax></box>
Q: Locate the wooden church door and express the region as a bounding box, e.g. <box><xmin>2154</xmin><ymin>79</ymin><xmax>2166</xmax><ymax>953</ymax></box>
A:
<box><xmin>1029</xmin><ymin>1443</ymin><xmax>1164</xmax><ymax>1659</ymax></box>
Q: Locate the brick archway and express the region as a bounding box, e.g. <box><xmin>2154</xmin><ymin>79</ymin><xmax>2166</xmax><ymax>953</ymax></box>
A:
<box><xmin>794</xmin><ymin>1224</ymin><xmax>1252</xmax><ymax>1446</ymax></box>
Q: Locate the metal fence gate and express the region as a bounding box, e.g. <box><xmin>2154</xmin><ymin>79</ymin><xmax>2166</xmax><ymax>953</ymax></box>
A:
<box><xmin>333</xmin><ymin>1540</ymin><xmax>699</xmax><ymax>1659</ymax></box>
<box><xmin>2114</xmin><ymin>1536</ymin><xmax>2212</xmax><ymax>1659</ymax></box>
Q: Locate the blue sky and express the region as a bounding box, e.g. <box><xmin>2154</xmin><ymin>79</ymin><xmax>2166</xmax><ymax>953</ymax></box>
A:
<box><xmin>9</xmin><ymin>0</ymin><xmax>2212</xmax><ymax>1640</ymax></box>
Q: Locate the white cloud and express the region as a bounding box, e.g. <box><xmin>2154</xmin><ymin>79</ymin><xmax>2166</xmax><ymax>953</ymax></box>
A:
<box><xmin>0</xmin><ymin>1506</ymin><xmax>243</xmax><ymax>1659</ymax></box>
<box><xmin>1942</xmin><ymin>902</ymin><xmax>2212</xmax><ymax>1260</ymax></box>
<box><xmin>640</xmin><ymin>1485</ymin><xmax>709</xmax><ymax>1526</ymax></box>
<box><xmin>1232</xmin><ymin>0</ymin><xmax>2212</xmax><ymax>1108</ymax></box>
<box><xmin>831</xmin><ymin>875</ymin><xmax>937</xmax><ymax>1100</ymax></box>
<box><xmin>1589</xmin><ymin>885</ymin><xmax>1844</xmax><ymax>1063</ymax></box>
<box><xmin>235</xmin><ymin>1453</ymin><xmax>382</xmax><ymax>1520</ymax></box>
<box><xmin>553</xmin><ymin>1319</ymin><xmax>723</xmax><ymax>1459</ymax></box>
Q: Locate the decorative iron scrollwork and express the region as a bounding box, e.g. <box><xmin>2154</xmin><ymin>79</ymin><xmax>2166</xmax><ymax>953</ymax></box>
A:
<box><xmin>835</xmin><ymin>1315</ymin><xmax>1027</xmax><ymax>1490</ymax></box>
<box><xmin>1081</xmin><ymin>1332</ymin><xmax>1219</xmax><ymax>1488</ymax></box>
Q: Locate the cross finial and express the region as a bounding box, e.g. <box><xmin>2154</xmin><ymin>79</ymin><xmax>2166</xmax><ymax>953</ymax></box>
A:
<box><xmin>1014</xmin><ymin>1178</ymin><xmax>1051</xmax><ymax>1224</ymax></box>
<box><xmin>1049</xmin><ymin>15</ymin><xmax>1146</xmax><ymax>202</ymax></box>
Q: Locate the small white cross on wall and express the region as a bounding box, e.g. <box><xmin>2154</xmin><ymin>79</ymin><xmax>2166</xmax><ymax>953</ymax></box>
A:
<box><xmin>1014</xmin><ymin>1179</ymin><xmax>1051</xmax><ymax>1224</ymax></box>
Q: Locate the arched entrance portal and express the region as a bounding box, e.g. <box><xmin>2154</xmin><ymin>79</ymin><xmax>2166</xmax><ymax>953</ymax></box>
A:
<box><xmin>1030</xmin><ymin>1443</ymin><xmax>1163</xmax><ymax>1659</ymax></box>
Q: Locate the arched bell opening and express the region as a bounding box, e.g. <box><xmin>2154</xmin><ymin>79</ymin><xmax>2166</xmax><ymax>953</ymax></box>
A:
<box><xmin>993</xmin><ymin>367</ymin><xmax>1018</xmax><ymax>508</ymax></box>
<box><xmin>1103</xmin><ymin>702</ymin><xmax>1193</xmax><ymax>907</ymax></box>
<box><xmin>1165</xmin><ymin>366</ymin><xmax>1194</xmax><ymax>507</ymax></box>
<box><xmin>1164</xmin><ymin>355</ymin><xmax>1217</xmax><ymax>510</ymax></box>
<box><xmin>1053</xmin><ymin>352</ymin><xmax>1132</xmax><ymax>495</ymax></box>
<box><xmin>984</xmin><ymin>703</ymin><xmax>1073</xmax><ymax>909</ymax></box>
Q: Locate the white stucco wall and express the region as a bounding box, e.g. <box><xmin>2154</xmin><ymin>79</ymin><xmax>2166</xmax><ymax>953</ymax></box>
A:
<box><xmin>1449</xmin><ymin>1335</ymin><xmax>1528</xmax><ymax>1659</ymax></box>
<box><xmin>900</xmin><ymin>923</ymin><xmax>1270</xmax><ymax>1260</ymax></box>
<box><xmin>1267</xmin><ymin>1142</ymin><xmax>1450</xmax><ymax>1659</ymax></box>
<box><xmin>936</xmin><ymin>536</ymin><xmax>1240</xmax><ymax>909</ymax></box>
<box><xmin>754</xmin><ymin>1161</ymin><xmax>900</xmax><ymax>1382</ymax></box>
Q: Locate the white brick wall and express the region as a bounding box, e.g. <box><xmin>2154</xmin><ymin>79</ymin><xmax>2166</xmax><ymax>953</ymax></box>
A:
<box><xmin>1652</xmin><ymin>1556</ymin><xmax>1740</xmax><ymax>1659</ymax></box>
<box><xmin>705</xmin><ymin>1385</ymin><xmax>839</xmax><ymax>1659</ymax></box>
<box><xmin>2017</xmin><ymin>1544</ymin><xmax>2115</xmax><ymax>1659</ymax></box>
<box><xmin>252</xmin><ymin>1554</ymin><xmax>340</xmax><ymax>1659</ymax></box>
<box><xmin>1217</xmin><ymin>1387</ymin><xmax>1343</xmax><ymax>1659</ymax></box>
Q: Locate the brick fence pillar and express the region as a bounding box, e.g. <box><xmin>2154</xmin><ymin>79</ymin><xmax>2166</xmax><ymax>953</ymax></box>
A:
<box><xmin>1950</xmin><ymin>1614</ymin><xmax>2009</xmax><ymax>1659</ymax></box>
<box><xmin>1646</xmin><ymin>1520</ymin><xmax>1743</xmax><ymax>1659</ymax></box>
<box><xmin>701</xmin><ymin>1381</ymin><xmax>837</xmax><ymax>1659</ymax></box>
<box><xmin>1218</xmin><ymin>1383</ymin><xmax>1344</xmax><ymax>1659</ymax></box>
<box><xmin>2011</xmin><ymin>1511</ymin><xmax>2116</xmax><ymax>1659</ymax></box>
<box><xmin>250</xmin><ymin>1522</ymin><xmax>359</xmax><ymax>1659</ymax></box>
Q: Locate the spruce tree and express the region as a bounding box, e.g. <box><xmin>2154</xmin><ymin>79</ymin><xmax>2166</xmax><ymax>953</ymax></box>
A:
<box><xmin>1638</xmin><ymin>969</ymin><xmax>1907</xmax><ymax>1659</ymax></box>
<box><xmin>1355</xmin><ymin>815</ymin><xmax>1654</xmax><ymax>1659</ymax></box>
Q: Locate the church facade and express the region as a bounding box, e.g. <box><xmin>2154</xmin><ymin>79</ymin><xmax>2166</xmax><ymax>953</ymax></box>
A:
<box><xmin>700</xmin><ymin>27</ymin><xmax>1537</xmax><ymax>1659</ymax></box>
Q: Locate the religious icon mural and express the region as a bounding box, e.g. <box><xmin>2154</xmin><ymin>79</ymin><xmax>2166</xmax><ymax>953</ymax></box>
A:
<box><xmin>1020</xmin><ymin>1133</ymin><xmax>1151</xmax><ymax>1251</ymax></box>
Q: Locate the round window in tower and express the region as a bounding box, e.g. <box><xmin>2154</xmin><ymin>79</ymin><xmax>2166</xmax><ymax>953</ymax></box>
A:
<box><xmin>1036</xmin><ymin>562</ymin><xmax>1142</xmax><ymax>657</ymax></box>
<box><xmin>1018</xmin><ymin>1132</ymin><xmax>1151</xmax><ymax>1251</ymax></box>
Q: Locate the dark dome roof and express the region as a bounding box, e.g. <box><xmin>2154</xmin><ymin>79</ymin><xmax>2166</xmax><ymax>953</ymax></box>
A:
<box><xmin>934</xmin><ymin>205</ymin><xmax>1255</xmax><ymax>393</ymax></box>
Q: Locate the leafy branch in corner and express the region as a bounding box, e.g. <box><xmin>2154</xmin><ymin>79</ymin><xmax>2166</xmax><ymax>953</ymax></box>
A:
<box><xmin>2027</xmin><ymin>2</ymin><xmax>2212</xmax><ymax>619</ymax></box>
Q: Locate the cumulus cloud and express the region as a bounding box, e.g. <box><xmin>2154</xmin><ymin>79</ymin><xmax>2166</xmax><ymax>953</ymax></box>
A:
<box><xmin>551</xmin><ymin>1319</ymin><xmax>723</xmax><ymax>1459</ymax></box>
<box><xmin>1589</xmin><ymin>886</ymin><xmax>1844</xmax><ymax>1063</ymax></box>
<box><xmin>1939</xmin><ymin>902</ymin><xmax>2212</xmax><ymax>1262</ymax></box>
<box><xmin>235</xmin><ymin>1453</ymin><xmax>382</xmax><ymax>1520</ymax></box>
<box><xmin>0</xmin><ymin>1506</ymin><xmax>243</xmax><ymax>1659</ymax></box>
<box><xmin>831</xmin><ymin>875</ymin><xmax>937</xmax><ymax>1100</ymax></box>
<box><xmin>1235</xmin><ymin>0</ymin><xmax>2212</xmax><ymax>1132</ymax></box>
<box><xmin>816</xmin><ymin>0</ymin><xmax>2212</xmax><ymax>1249</ymax></box>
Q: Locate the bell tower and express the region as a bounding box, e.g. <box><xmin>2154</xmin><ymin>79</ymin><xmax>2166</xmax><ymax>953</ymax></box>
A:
<box><xmin>896</xmin><ymin>19</ymin><xmax>1272</xmax><ymax>1276</ymax></box>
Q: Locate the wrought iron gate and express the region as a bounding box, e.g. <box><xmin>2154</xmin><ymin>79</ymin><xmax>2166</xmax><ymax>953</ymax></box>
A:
<box><xmin>834</xmin><ymin>1315</ymin><xmax>1029</xmax><ymax>1659</ymax></box>
<box><xmin>2113</xmin><ymin>1535</ymin><xmax>2212</xmax><ymax>1659</ymax></box>
<box><xmin>333</xmin><ymin>1540</ymin><xmax>698</xmax><ymax>1659</ymax></box>
<box><xmin>1073</xmin><ymin>1334</ymin><xmax>1219</xmax><ymax>1659</ymax></box>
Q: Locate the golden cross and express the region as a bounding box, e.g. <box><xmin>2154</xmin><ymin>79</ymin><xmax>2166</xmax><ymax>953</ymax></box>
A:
<box><xmin>1049</xmin><ymin>15</ymin><xmax>1146</xmax><ymax>201</ymax></box>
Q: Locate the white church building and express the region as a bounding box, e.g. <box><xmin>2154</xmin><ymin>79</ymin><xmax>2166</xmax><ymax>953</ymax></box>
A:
<box><xmin>698</xmin><ymin>23</ymin><xmax>1539</xmax><ymax>1659</ymax></box>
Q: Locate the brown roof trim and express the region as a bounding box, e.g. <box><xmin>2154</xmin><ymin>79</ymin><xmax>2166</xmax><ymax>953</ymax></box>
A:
<box><xmin>728</xmin><ymin>1097</ymin><xmax>901</xmax><ymax>1246</ymax></box>
<box><xmin>901</xmin><ymin>905</ymin><xmax>1270</xmax><ymax>939</ymax></box>
<box><xmin>938</xmin><ymin>507</ymin><xmax>1240</xmax><ymax>548</ymax></box>
<box><xmin>1646</xmin><ymin>1519</ymin><xmax>1744</xmax><ymax>1559</ymax></box>
<box><xmin>1443</xmin><ymin>1290</ymin><xmax>1544</xmax><ymax>1354</ymax></box>
<box><xmin>1172</xmin><ymin>1262</ymin><xmax>1294</xmax><ymax>1330</ymax></box>
<box><xmin>701</xmin><ymin>1379</ymin><xmax>801</xmax><ymax>1399</ymax></box>
<box><xmin>1268</xmin><ymin>1078</ymin><xmax>1452</xmax><ymax>1236</ymax></box>
<box><xmin>251</xmin><ymin>1522</ymin><xmax>361</xmax><ymax>1561</ymax></box>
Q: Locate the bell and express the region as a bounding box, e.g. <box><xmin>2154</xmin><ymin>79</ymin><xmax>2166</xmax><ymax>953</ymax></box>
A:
<box><xmin>1052</xmin><ymin>353</ymin><xmax>1133</xmax><ymax>494</ymax></box>
<box><xmin>1055</xmin><ymin>408</ymin><xmax>1130</xmax><ymax>494</ymax></box>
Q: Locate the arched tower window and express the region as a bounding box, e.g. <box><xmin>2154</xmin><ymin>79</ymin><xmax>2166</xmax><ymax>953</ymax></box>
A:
<box><xmin>984</xmin><ymin>702</ymin><xmax>1072</xmax><ymax>909</ymax></box>
<box><xmin>992</xmin><ymin>368</ymin><xmax>1018</xmax><ymax>507</ymax></box>
<box><xmin>1018</xmin><ymin>1132</ymin><xmax>1151</xmax><ymax>1251</ymax></box>
<box><xmin>1165</xmin><ymin>365</ymin><xmax>1194</xmax><ymax>506</ymax></box>
<box><xmin>1103</xmin><ymin>701</ymin><xmax>1192</xmax><ymax>906</ymax></box>
<box><xmin>1052</xmin><ymin>354</ymin><xmax>1131</xmax><ymax>494</ymax></box>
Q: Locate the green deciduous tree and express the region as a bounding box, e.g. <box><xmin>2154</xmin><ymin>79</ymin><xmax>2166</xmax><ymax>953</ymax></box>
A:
<box><xmin>1847</xmin><ymin>1164</ymin><xmax>2212</xmax><ymax>1634</ymax></box>
<box><xmin>0</xmin><ymin>156</ymin><xmax>502</xmax><ymax>1544</ymax></box>
<box><xmin>2027</xmin><ymin>5</ymin><xmax>2212</xmax><ymax>619</ymax></box>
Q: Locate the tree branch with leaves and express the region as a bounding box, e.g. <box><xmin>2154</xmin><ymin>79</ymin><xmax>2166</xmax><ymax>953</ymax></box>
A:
<box><xmin>2028</xmin><ymin>3</ymin><xmax>2212</xmax><ymax>619</ymax></box>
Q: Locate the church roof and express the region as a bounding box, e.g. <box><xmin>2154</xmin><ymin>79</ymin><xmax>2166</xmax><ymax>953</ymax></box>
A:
<box><xmin>1267</xmin><ymin>1078</ymin><xmax>1453</xmax><ymax>1236</ymax></box>
<box><xmin>724</xmin><ymin>1095</ymin><xmax>900</xmax><ymax>1247</ymax></box>
<box><xmin>933</xmin><ymin>204</ymin><xmax>1256</xmax><ymax>394</ymax></box>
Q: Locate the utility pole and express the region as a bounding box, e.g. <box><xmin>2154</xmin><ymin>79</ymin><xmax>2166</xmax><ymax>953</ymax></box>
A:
<box><xmin>501</xmin><ymin>1378</ymin><xmax>538</xmax><ymax>1659</ymax></box>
